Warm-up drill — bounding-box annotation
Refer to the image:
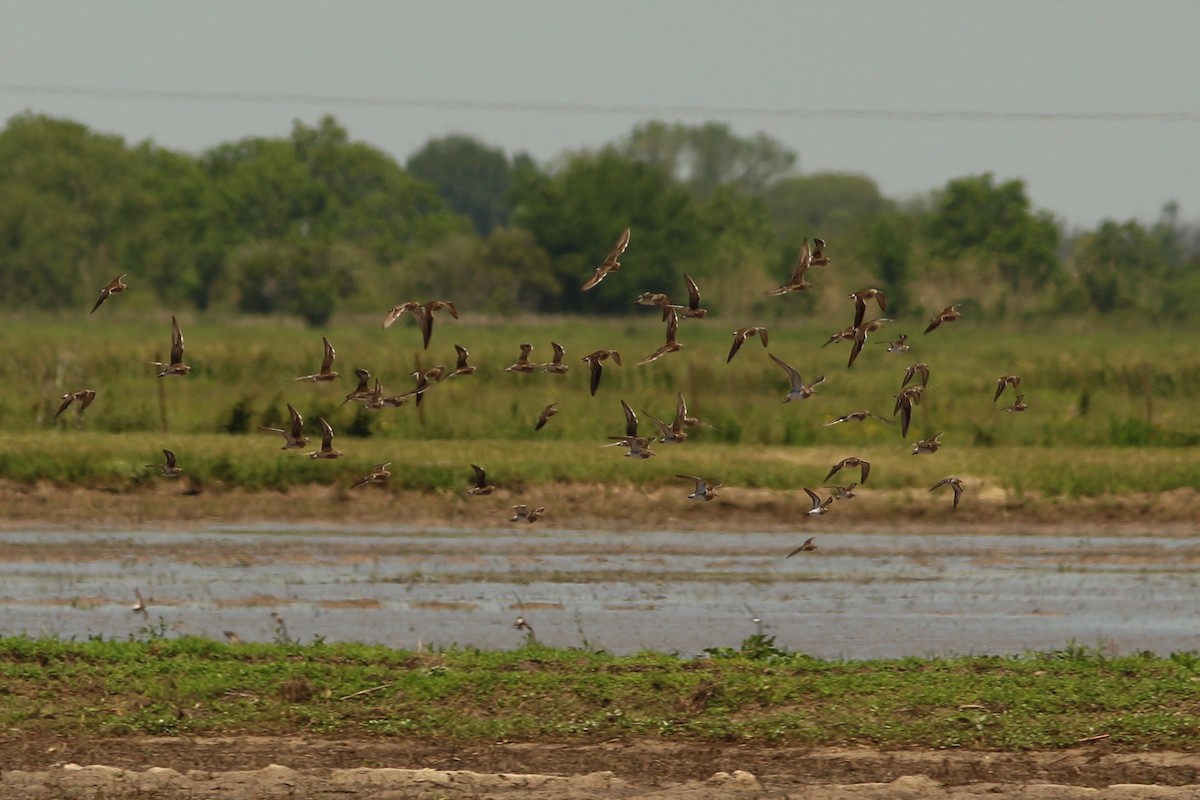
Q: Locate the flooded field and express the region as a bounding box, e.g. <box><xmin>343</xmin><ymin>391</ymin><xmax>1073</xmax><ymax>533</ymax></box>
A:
<box><xmin>3</xmin><ymin>524</ymin><xmax>1200</xmax><ymax>659</ymax></box>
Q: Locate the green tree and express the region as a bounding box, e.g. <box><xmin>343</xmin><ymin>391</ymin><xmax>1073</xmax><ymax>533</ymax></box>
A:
<box><xmin>622</xmin><ymin>121</ymin><xmax>796</xmax><ymax>197</ymax></box>
<box><xmin>925</xmin><ymin>173</ymin><xmax>1061</xmax><ymax>291</ymax></box>
<box><xmin>511</xmin><ymin>147</ymin><xmax>707</xmax><ymax>313</ymax></box>
<box><xmin>764</xmin><ymin>173</ymin><xmax>887</xmax><ymax>240</ymax></box>
<box><xmin>406</xmin><ymin>134</ymin><xmax>515</xmax><ymax>235</ymax></box>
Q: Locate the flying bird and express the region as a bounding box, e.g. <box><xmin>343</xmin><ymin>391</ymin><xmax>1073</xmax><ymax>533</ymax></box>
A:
<box><xmin>467</xmin><ymin>464</ymin><xmax>496</xmax><ymax>495</ymax></box>
<box><xmin>802</xmin><ymin>487</ymin><xmax>834</xmax><ymax>516</ymax></box>
<box><xmin>306</xmin><ymin>417</ymin><xmax>343</xmax><ymax>459</ymax></box>
<box><xmin>850</xmin><ymin>288</ymin><xmax>887</xmax><ymax>328</ymax></box>
<box><xmin>295</xmin><ymin>336</ymin><xmax>339</xmax><ymax>382</ymax></box>
<box><xmin>636</xmin><ymin>308</ymin><xmax>683</xmax><ymax>365</ymax></box>
<box><xmin>542</xmin><ymin>341</ymin><xmax>569</xmax><ymax>374</ymax></box>
<box><xmin>582</xmin><ymin>227</ymin><xmax>631</xmax><ymax>291</ymax></box>
<box><xmin>54</xmin><ymin>389</ymin><xmax>96</xmax><ymax>420</ymax></box>
<box><xmin>677</xmin><ymin>474</ymin><xmax>721</xmax><ymax>501</ymax></box>
<box><xmin>505</xmin><ymin>343</ymin><xmax>537</xmax><ymax>374</ymax></box>
<box><xmin>825</xmin><ymin>457</ymin><xmax>870</xmax><ymax>485</ymax></box>
<box><xmin>448</xmin><ymin>344</ymin><xmax>476</xmax><ymax>378</ymax></box>
<box><xmin>911</xmin><ymin>432</ymin><xmax>944</xmax><ymax>455</ymax></box>
<box><xmin>351</xmin><ymin>462</ymin><xmax>392</xmax><ymax>490</ymax></box>
<box><xmin>666</xmin><ymin>273</ymin><xmax>708</xmax><ymax>318</ymax></box>
<box><xmin>769</xmin><ymin>238</ymin><xmax>817</xmax><ymax>296</ymax></box>
<box><xmin>994</xmin><ymin>374</ymin><xmax>1021</xmax><ymax>402</ymax></box>
<box><xmin>581</xmin><ymin>349</ymin><xmax>622</xmax><ymax>396</ymax></box>
<box><xmin>146</xmin><ymin>316</ymin><xmax>191</xmax><ymax>377</ymax></box>
<box><xmin>259</xmin><ymin>403</ymin><xmax>308</xmax><ymax>449</ymax></box>
<box><xmin>924</xmin><ymin>304</ymin><xmax>962</xmax><ymax>334</ymax></box>
<box><xmin>878</xmin><ymin>334</ymin><xmax>910</xmax><ymax>353</ymax></box>
<box><xmin>727</xmin><ymin>326</ymin><xmax>768</xmax><ymax>363</ymax></box>
<box><xmin>510</xmin><ymin>504</ymin><xmax>546</xmax><ymax>523</ymax></box>
<box><xmin>147</xmin><ymin>449</ymin><xmax>183</xmax><ymax>477</ymax></box>
<box><xmin>91</xmin><ymin>273</ymin><xmax>127</xmax><ymax>314</ymax></box>
<box><xmin>902</xmin><ymin>363</ymin><xmax>931</xmax><ymax>389</ymax></box>
<box><xmin>1003</xmin><ymin>394</ymin><xmax>1029</xmax><ymax>413</ymax></box>
<box><xmin>768</xmin><ymin>353</ymin><xmax>825</xmax><ymax>402</ymax></box>
<box><xmin>930</xmin><ymin>477</ymin><xmax>965</xmax><ymax>509</ymax></box>
<box><xmin>785</xmin><ymin>537</ymin><xmax>818</xmax><ymax>557</ymax></box>
<box><xmin>340</xmin><ymin>368</ymin><xmax>375</xmax><ymax>407</ymax></box>
<box><xmin>824</xmin><ymin>410</ymin><xmax>891</xmax><ymax>426</ymax></box>
<box><xmin>382</xmin><ymin>300</ymin><xmax>458</xmax><ymax>349</ymax></box>
<box><xmin>535</xmin><ymin>402</ymin><xmax>558</xmax><ymax>431</ymax></box>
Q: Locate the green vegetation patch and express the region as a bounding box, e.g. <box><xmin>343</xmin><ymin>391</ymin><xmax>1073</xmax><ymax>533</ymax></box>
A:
<box><xmin>3</xmin><ymin>635</ymin><xmax>1199</xmax><ymax>750</ymax></box>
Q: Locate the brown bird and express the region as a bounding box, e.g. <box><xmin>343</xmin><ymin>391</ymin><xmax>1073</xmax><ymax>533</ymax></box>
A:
<box><xmin>878</xmin><ymin>334</ymin><xmax>910</xmax><ymax>353</ymax></box>
<box><xmin>893</xmin><ymin>385</ymin><xmax>924</xmax><ymax>438</ymax></box>
<box><xmin>994</xmin><ymin>374</ymin><xmax>1021</xmax><ymax>402</ymax></box>
<box><xmin>637</xmin><ymin>308</ymin><xmax>684</xmax><ymax>365</ymax></box>
<box><xmin>295</xmin><ymin>336</ymin><xmax>339</xmax><ymax>382</ymax></box>
<box><xmin>132</xmin><ymin>588</ymin><xmax>149</xmax><ymax>618</ymax></box>
<box><xmin>606</xmin><ymin>435</ymin><xmax>656</xmax><ymax>459</ymax></box>
<box><xmin>634</xmin><ymin>291</ymin><xmax>672</xmax><ymax>308</ymax></box>
<box><xmin>448</xmin><ymin>344</ymin><xmax>476</xmax><ymax>378</ymax></box>
<box><xmin>728</xmin><ymin>326</ymin><xmax>768</xmax><ymax>363</ymax></box>
<box><xmin>91</xmin><ymin>273</ymin><xmax>127</xmax><ymax>314</ymax></box>
<box><xmin>618</xmin><ymin>398</ymin><xmax>639</xmax><ymax>438</ymax></box>
<box><xmin>1003</xmin><ymin>394</ymin><xmax>1029</xmax><ymax>413</ymax></box>
<box><xmin>674</xmin><ymin>392</ymin><xmax>712</xmax><ymax>430</ymax></box>
<box><xmin>542</xmin><ymin>341</ymin><xmax>569</xmax><ymax>374</ymax></box>
<box><xmin>535</xmin><ymin>402</ymin><xmax>558</xmax><ymax>431</ymax></box>
<box><xmin>850</xmin><ymin>288</ymin><xmax>887</xmax><ymax>328</ymax></box>
<box><xmin>582</xmin><ymin>227</ymin><xmax>631</xmax><ymax>291</ymax></box>
<box><xmin>147</xmin><ymin>316</ymin><xmax>191</xmax><ymax>377</ymax></box>
<box><xmin>646</xmin><ymin>409</ymin><xmax>687</xmax><ymax>444</ymax></box>
<box><xmin>667</xmin><ymin>273</ymin><xmax>708</xmax><ymax>318</ymax></box>
<box><xmin>768</xmin><ymin>353</ymin><xmax>825</xmax><ymax>402</ymax></box>
<box><xmin>911</xmin><ymin>432</ymin><xmax>944</xmax><ymax>455</ymax></box>
<box><xmin>382</xmin><ymin>300</ymin><xmax>458</xmax><ymax>349</ymax></box>
<box><xmin>826</xmin><ymin>483</ymin><xmax>858</xmax><ymax>500</ymax></box>
<box><xmin>259</xmin><ymin>403</ymin><xmax>308</xmax><ymax>449</ymax></box>
<box><xmin>902</xmin><ymin>362</ymin><xmax>931</xmax><ymax>389</ymax></box>
<box><xmin>581</xmin><ymin>349</ymin><xmax>622</xmax><ymax>396</ymax></box>
<box><xmin>786</xmin><ymin>536</ymin><xmax>818</xmax><ymax>557</ymax></box>
<box><xmin>930</xmin><ymin>476</ymin><xmax>964</xmax><ymax>509</ymax></box>
<box><xmin>824</xmin><ymin>410</ymin><xmax>891</xmax><ymax>426</ymax></box>
<box><xmin>677</xmin><ymin>474</ymin><xmax>721</xmax><ymax>501</ymax></box>
<box><xmin>351</xmin><ymin>462</ymin><xmax>392</xmax><ymax>489</ymax></box>
<box><xmin>822</xmin><ymin>325</ymin><xmax>858</xmax><ymax>348</ymax></box>
<box><xmin>505</xmin><ymin>343</ymin><xmax>537</xmax><ymax>374</ymax></box>
<box><xmin>848</xmin><ymin>318</ymin><xmax>893</xmax><ymax>368</ymax></box>
<box><xmin>769</xmin><ymin>238</ymin><xmax>817</xmax><ymax>296</ymax></box>
<box><xmin>147</xmin><ymin>449</ymin><xmax>183</xmax><ymax>477</ymax></box>
<box><xmin>467</xmin><ymin>464</ymin><xmax>496</xmax><ymax>496</ymax></box>
<box><xmin>510</xmin><ymin>504</ymin><xmax>546</xmax><ymax>523</ymax></box>
<box><xmin>803</xmin><ymin>487</ymin><xmax>835</xmax><ymax>516</ymax></box>
<box><xmin>808</xmin><ymin>237</ymin><xmax>831</xmax><ymax>267</ymax></box>
<box><xmin>339</xmin><ymin>368</ymin><xmax>375</xmax><ymax>407</ymax></box>
<box><xmin>54</xmin><ymin>389</ymin><xmax>96</xmax><ymax>420</ymax></box>
<box><xmin>924</xmin><ymin>304</ymin><xmax>962</xmax><ymax>334</ymax></box>
<box><xmin>405</xmin><ymin>367</ymin><xmax>445</xmax><ymax>408</ymax></box>
<box><xmin>306</xmin><ymin>417</ymin><xmax>343</xmax><ymax>459</ymax></box>
<box><xmin>825</xmin><ymin>457</ymin><xmax>870</xmax><ymax>485</ymax></box>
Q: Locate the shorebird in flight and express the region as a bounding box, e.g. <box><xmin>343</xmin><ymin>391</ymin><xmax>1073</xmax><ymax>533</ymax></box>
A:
<box><xmin>727</xmin><ymin>326</ymin><xmax>768</xmax><ymax>363</ymax></box>
<box><xmin>825</xmin><ymin>457</ymin><xmax>870</xmax><ymax>485</ymax></box>
<box><xmin>505</xmin><ymin>343</ymin><xmax>537</xmax><ymax>374</ymax></box>
<box><xmin>677</xmin><ymin>474</ymin><xmax>721</xmax><ymax>501</ymax></box>
<box><xmin>382</xmin><ymin>300</ymin><xmax>458</xmax><ymax>349</ymax></box>
<box><xmin>850</xmin><ymin>288</ymin><xmax>886</xmax><ymax>328</ymax></box>
<box><xmin>903</xmin><ymin>362</ymin><xmax>931</xmax><ymax>389</ymax></box>
<box><xmin>467</xmin><ymin>464</ymin><xmax>496</xmax><ymax>496</ymax></box>
<box><xmin>768</xmin><ymin>353</ymin><xmax>825</xmax><ymax>402</ymax></box>
<box><xmin>340</xmin><ymin>368</ymin><xmax>375</xmax><ymax>407</ymax></box>
<box><xmin>637</xmin><ymin>308</ymin><xmax>684</xmax><ymax>365</ymax></box>
<box><xmin>147</xmin><ymin>316</ymin><xmax>191</xmax><ymax>377</ymax></box>
<box><xmin>911</xmin><ymin>432</ymin><xmax>944</xmax><ymax>455</ymax></box>
<box><xmin>535</xmin><ymin>402</ymin><xmax>558</xmax><ymax>431</ymax></box>
<box><xmin>351</xmin><ymin>462</ymin><xmax>392</xmax><ymax>489</ymax></box>
<box><xmin>147</xmin><ymin>449</ymin><xmax>183</xmax><ymax>477</ymax></box>
<box><xmin>824</xmin><ymin>410</ymin><xmax>891</xmax><ymax>426</ymax></box>
<box><xmin>666</xmin><ymin>273</ymin><xmax>708</xmax><ymax>319</ymax></box>
<box><xmin>510</xmin><ymin>504</ymin><xmax>546</xmax><ymax>523</ymax></box>
<box><xmin>306</xmin><ymin>417</ymin><xmax>343</xmax><ymax>459</ymax></box>
<box><xmin>259</xmin><ymin>403</ymin><xmax>308</xmax><ymax>449</ymax></box>
<box><xmin>542</xmin><ymin>341</ymin><xmax>569</xmax><ymax>374</ymax></box>
<box><xmin>785</xmin><ymin>537</ymin><xmax>818</xmax><ymax>557</ymax></box>
<box><xmin>994</xmin><ymin>374</ymin><xmax>1021</xmax><ymax>402</ymax></box>
<box><xmin>132</xmin><ymin>588</ymin><xmax>149</xmax><ymax>618</ymax></box>
<box><xmin>924</xmin><ymin>304</ymin><xmax>962</xmax><ymax>334</ymax></box>
<box><xmin>91</xmin><ymin>273</ymin><xmax>127</xmax><ymax>314</ymax></box>
<box><xmin>1003</xmin><ymin>394</ymin><xmax>1029</xmax><ymax>413</ymax></box>
<box><xmin>930</xmin><ymin>476</ymin><xmax>965</xmax><ymax>509</ymax></box>
<box><xmin>54</xmin><ymin>389</ymin><xmax>96</xmax><ymax>420</ymax></box>
<box><xmin>295</xmin><ymin>336</ymin><xmax>339</xmax><ymax>382</ymax></box>
<box><xmin>582</xmin><ymin>227</ymin><xmax>631</xmax><ymax>291</ymax></box>
<box><xmin>803</xmin><ymin>487</ymin><xmax>834</xmax><ymax>516</ymax></box>
<box><xmin>581</xmin><ymin>349</ymin><xmax>621</xmax><ymax>396</ymax></box>
<box><xmin>893</xmin><ymin>385</ymin><xmax>924</xmax><ymax>438</ymax></box>
<box><xmin>878</xmin><ymin>334</ymin><xmax>910</xmax><ymax>353</ymax></box>
<box><xmin>448</xmin><ymin>344</ymin><xmax>476</xmax><ymax>378</ymax></box>
<box><xmin>769</xmin><ymin>238</ymin><xmax>817</xmax><ymax>296</ymax></box>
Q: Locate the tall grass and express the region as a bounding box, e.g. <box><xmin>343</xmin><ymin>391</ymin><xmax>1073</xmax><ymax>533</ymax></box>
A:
<box><xmin>2</xmin><ymin>312</ymin><xmax>1198</xmax><ymax>494</ymax></box>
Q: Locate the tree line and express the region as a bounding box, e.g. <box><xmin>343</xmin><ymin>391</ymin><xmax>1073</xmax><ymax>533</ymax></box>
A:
<box><xmin>1</xmin><ymin>112</ymin><xmax>1197</xmax><ymax>324</ymax></box>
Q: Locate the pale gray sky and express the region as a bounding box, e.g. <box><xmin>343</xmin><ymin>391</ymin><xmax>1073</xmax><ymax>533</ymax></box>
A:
<box><xmin>2</xmin><ymin>0</ymin><xmax>1197</xmax><ymax>229</ymax></box>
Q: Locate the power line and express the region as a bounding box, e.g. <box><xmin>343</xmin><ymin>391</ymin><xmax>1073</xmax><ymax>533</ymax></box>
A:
<box><xmin>2</xmin><ymin>82</ymin><xmax>1199</xmax><ymax>123</ymax></box>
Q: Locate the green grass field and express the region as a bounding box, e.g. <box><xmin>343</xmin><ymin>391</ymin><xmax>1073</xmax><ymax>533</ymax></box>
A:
<box><xmin>2</xmin><ymin>312</ymin><xmax>1198</xmax><ymax>495</ymax></box>
<box><xmin>3</xmin><ymin>635</ymin><xmax>1198</xmax><ymax>750</ymax></box>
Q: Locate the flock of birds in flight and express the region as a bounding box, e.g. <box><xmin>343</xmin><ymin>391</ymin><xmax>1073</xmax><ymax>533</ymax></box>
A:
<box><xmin>74</xmin><ymin>229</ymin><xmax>1030</xmax><ymax>558</ymax></box>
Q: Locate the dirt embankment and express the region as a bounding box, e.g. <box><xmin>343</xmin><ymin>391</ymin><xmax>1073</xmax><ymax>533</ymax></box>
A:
<box><xmin>4</xmin><ymin>738</ymin><xmax>1200</xmax><ymax>799</ymax></box>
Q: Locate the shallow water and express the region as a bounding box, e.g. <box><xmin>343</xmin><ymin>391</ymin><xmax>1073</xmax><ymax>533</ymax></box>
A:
<box><xmin>3</xmin><ymin>524</ymin><xmax>1199</xmax><ymax>659</ymax></box>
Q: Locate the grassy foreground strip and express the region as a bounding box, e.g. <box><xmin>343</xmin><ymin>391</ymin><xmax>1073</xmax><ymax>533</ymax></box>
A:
<box><xmin>4</xmin><ymin>635</ymin><xmax>1200</xmax><ymax>750</ymax></box>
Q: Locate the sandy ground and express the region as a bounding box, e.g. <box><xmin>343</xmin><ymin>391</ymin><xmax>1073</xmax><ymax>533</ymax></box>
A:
<box><xmin>4</xmin><ymin>482</ymin><xmax>1200</xmax><ymax>798</ymax></box>
<box><xmin>4</xmin><ymin>738</ymin><xmax>1200</xmax><ymax>798</ymax></box>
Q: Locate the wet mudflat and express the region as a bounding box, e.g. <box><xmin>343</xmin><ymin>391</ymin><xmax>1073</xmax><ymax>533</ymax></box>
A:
<box><xmin>3</xmin><ymin>524</ymin><xmax>1200</xmax><ymax>659</ymax></box>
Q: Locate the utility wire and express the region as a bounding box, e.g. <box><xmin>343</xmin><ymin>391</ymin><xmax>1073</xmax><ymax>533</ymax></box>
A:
<box><xmin>2</xmin><ymin>82</ymin><xmax>1199</xmax><ymax>123</ymax></box>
